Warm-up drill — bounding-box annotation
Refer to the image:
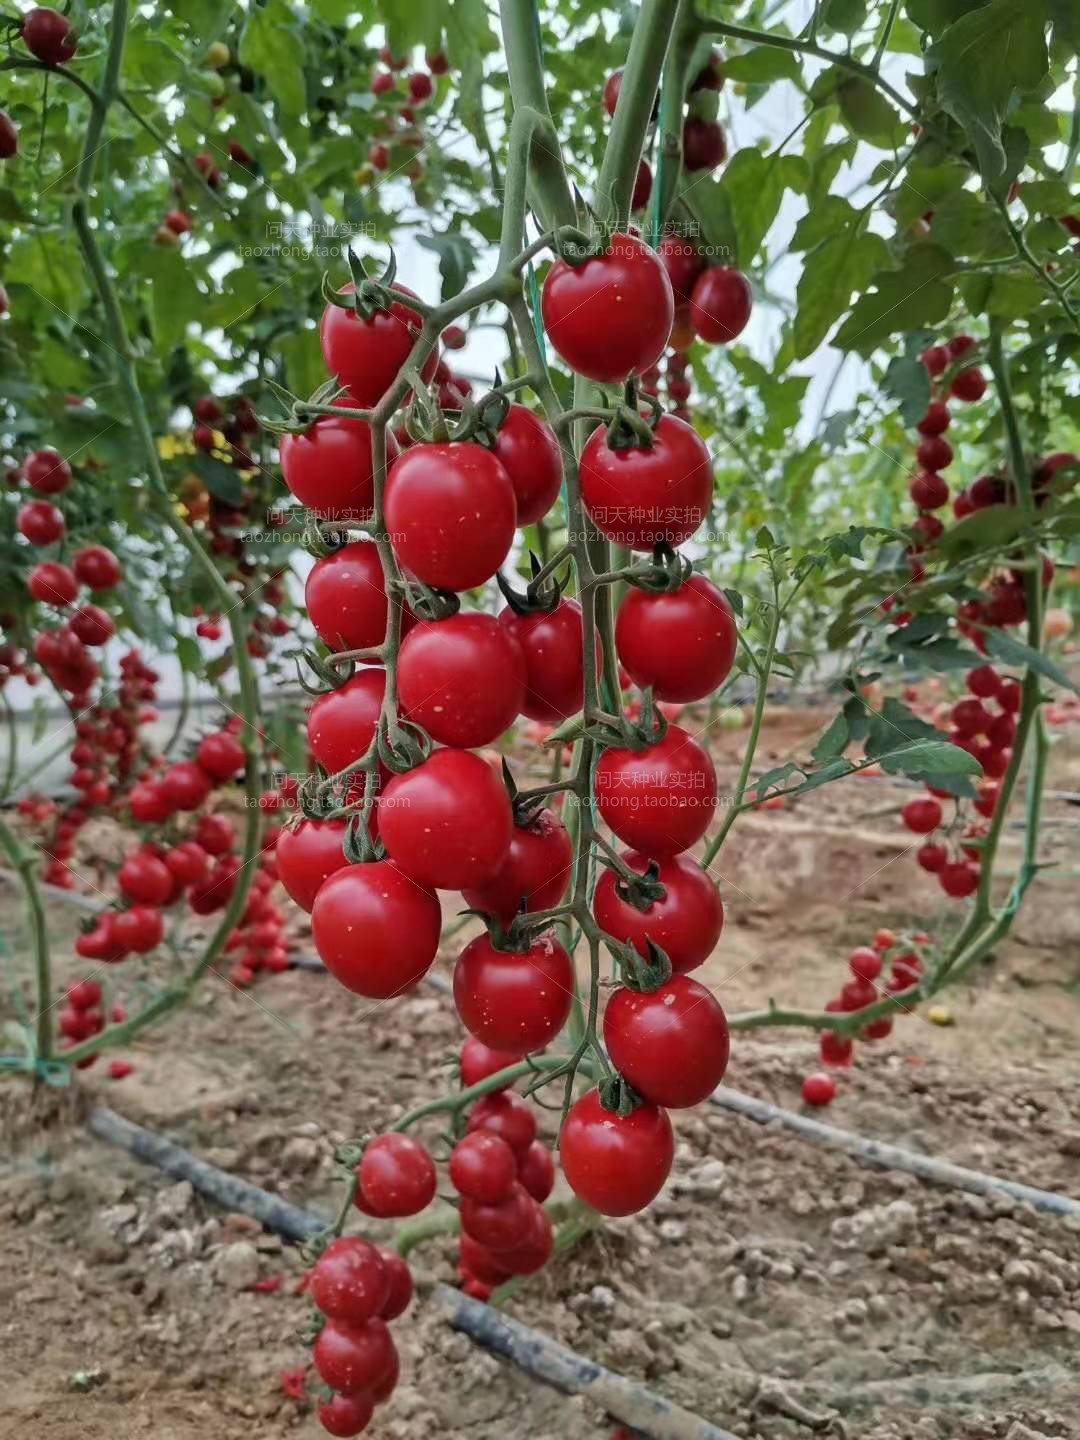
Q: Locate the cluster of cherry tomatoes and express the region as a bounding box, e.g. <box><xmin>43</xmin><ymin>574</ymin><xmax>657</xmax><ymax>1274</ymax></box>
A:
<box><xmin>360</xmin><ymin>45</ymin><xmax>449</xmax><ymax>187</ymax></box>
<box><xmin>801</xmin><ymin>928</ymin><xmax>932</xmax><ymax>1105</ymax></box>
<box><xmin>305</xmin><ymin>1232</ymin><xmax>413</xmax><ymax>1435</ymax></box>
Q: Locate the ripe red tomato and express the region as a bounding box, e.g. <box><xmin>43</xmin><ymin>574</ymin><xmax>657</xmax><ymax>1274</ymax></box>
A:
<box><xmin>580</xmin><ymin>415</ymin><xmax>712</xmax><ymax>551</ymax></box>
<box><xmin>357</xmin><ymin>1133</ymin><xmax>436</xmax><ymax>1217</ymax></box>
<box><xmin>602</xmin><ymin>68</ymin><xmax>623</xmax><ymax>116</ymax></box>
<box><xmin>802</xmin><ymin>1072</ymin><xmax>836</xmax><ymax>1106</ymax></box>
<box><xmin>313</xmin><ymin>1317</ymin><xmax>397</xmax><ymax>1394</ymax></box>
<box><xmin>916</xmin><ymin>435</ymin><xmax>952</xmax><ymax>472</ymax></box>
<box><xmin>317</xmin><ymin>1392</ymin><xmax>374</xmax><ymax>1437</ymax></box>
<box><xmin>161</xmin><ymin>760</ymin><xmax>213</xmax><ymax>811</ymax></box>
<box><xmin>689</xmin><ymin>266</ymin><xmax>751</xmax><ymax>343</ymax></box>
<box><xmin>195</xmin><ymin>812</ymin><xmax>235</xmax><ymax>855</ymax></box>
<box><xmin>917</xmin><ymin>401</ymin><xmax>951</xmax><ymax>436</ymax></box>
<box><xmin>466</xmin><ymin>1090</ymin><xmax>536</xmax><ymax>1154</ymax></box>
<box><xmin>541</xmin><ymin>232</ymin><xmax>673</xmax><ymax>384</ymax></box>
<box><xmin>398</xmin><ymin>612</ymin><xmax>525</xmax><ymax>747</ymax></box>
<box><xmin>460</xmin><ymin>1037</ymin><xmax>523</xmax><ymax>1089</ymax></box>
<box><xmin>119</xmin><ymin>851</ymin><xmax>174</xmax><ymax>905</ymax></box>
<box><xmin>461</xmin><ymin>807</ymin><xmax>572</xmax><ymax>924</ymax></box>
<box><xmin>306</xmin><ymin>541</ymin><xmax>411</xmax><ymax>655</ymax></box>
<box><xmin>0</xmin><ymin>110</ymin><xmax>17</xmax><ymax>160</ymax></box>
<box><xmin>384</xmin><ymin>442</ymin><xmax>516</xmax><ymax>591</ymax></box>
<box><xmin>277</xmin><ymin>819</ymin><xmax>350</xmax><ymax>912</ymax></box>
<box><xmin>320</xmin><ymin>282</ymin><xmax>437</xmax><ymax>406</ymax></box>
<box><xmin>22</xmin><ymin>7</ymin><xmax>77</xmax><ymax>65</ymax></box>
<box><xmin>489</xmin><ymin>404</ymin><xmax>563</xmax><ymax>526</ymax></box>
<box><xmin>517</xmin><ymin>1140</ymin><xmax>555</xmax><ymax>1202</ymax></box>
<box><xmin>70</xmin><ymin>605</ymin><xmax>114</xmax><ymax>647</ymax></box>
<box><xmin>449</xmin><ymin>1131</ymin><xmax>518</xmax><ymax>1203</ymax></box>
<box><xmin>901</xmin><ymin>797</ymin><xmax>942</xmax><ymax>834</ymax></box>
<box><xmin>453</xmin><ymin>932</ymin><xmax>574</xmax><ymax>1053</ymax></box>
<box><xmin>17</xmin><ymin>500</ymin><xmax>64</xmax><ymax>546</ymax></box>
<box><xmin>603</xmin><ymin>975</ymin><xmax>729</xmax><ymax>1107</ymax></box>
<box><xmin>72</xmin><ymin>544</ymin><xmax>122</xmax><ymax>590</ymax></box>
<box><xmin>909</xmin><ymin>471</ymin><xmax>949</xmax><ymax>510</ymax></box>
<box><xmin>615</xmin><ymin>575</ymin><xmax>736</xmax><ymax>701</ymax></box>
<box><xmin>24</xmin><ymin>448</ymin><xmax>72</xmax><ymax>493</ymax></box>
<box><xmin>498</xmin><ymin>598</ymin><xmax>595</xmax><ymax>722</ymax></box>
<box><xmin>307</xmin><ymin>669</ymin><xmax>385</xmax><ymax>773</ymax></box>
<box><xmin>498</xmin><ymin>1203</ymin><xmax>554</xmax><ymax>1274</ymax></box>
<box><xmin>682</xmin><ymin>116</ymin><xmax>726</xmax><ymax>171</ymax></box>
<box><xmin>951</xmin><ymin>365</ymin><xmax>987</xmax><ymax>402</ymax></box>
<box><xmin>657</xmin><ymin>235</ymin><xmax>706</xmax><ymax>303</ymax></box>
<box><xmin>311</xmin><ymin>861</ymin><xmax>441</xmax><ymax>997</ymax></box>
<box><xmin>595</xmin><ymin>725</ymin><xmax>717</xmax><ymax>856</ymax></box>
<box><xmin>196</xmin><ymin>730</ymin><xmax>246</xmax><ymax>782</ymax></box>
<box><xmin>940</xmin><ymin>861</ymin><xmax>978</xmax><ymax>898</ymax></box>
<box><xmin>29</xmin><ymin>561</ymin><xmax>78</xmax><ymax>606</ymax></box>
<box><xmin>459</xmin><ymin>1180</ymin><xmax>536</xmax><ymax>1251</ymax></box>
<box><xmin>377</xmin><ymin>1250</ymin><xmax>413</xmax><ymax>1321</ymax></box>
<box><xmin>631</xmin><ymin>158</ymin><xmax>652</xmax><ymax>212</ymax></box>
<box><xmin>379</xmin><ymin>749</ymin><xmax>512</xmax><ymax>890</ymax></box>
<box><xmin>164</xmin><ymin>841</ymin><xmax>209</xmax><ymax>887</ymax></box>
<box><xmin>130</xmin><ymin>782</ymin><xmax>172</xmax><ymax>824</ymax></box>
<box><xmin>593</xmin><ymin>851</ymin><xmax>723</xmax><ymax>973</ymax></box>
<box><xmin>281</xmin><ymin>407</ymin><xmax>398</xmax><ymax>522</ymax></box>
<box><xmin>560</xmin><ymin>1089</ymin><xmax>674</xmax><ymax>1215</ymax></box>
<box><xmin>849</xmin><ymin>946</ymin><xmax>882</xmax><ymax>980</ymax></box>
<box><xmin>111</xmin><ymin>904</ymin><xmax>164</xmax><ymax>954</ymax></box>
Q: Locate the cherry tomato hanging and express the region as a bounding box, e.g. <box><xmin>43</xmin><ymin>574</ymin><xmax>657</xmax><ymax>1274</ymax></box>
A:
<box><xmin>615</xmin><ymin>574</ymin><xmax>737</xmax><ymax>702</ymax></box>
<box><xmin>580</xmin><ymin>415</ymin><xmax>712</xmax><ymax>552</ymax></box>
<box><xmin>595</xmin><ymin>725</ymin><xmax>717</xmax><ymax>857</ymax></box>
<box><xmin>559</xmin><ymin>1089</ymin><xmax>674</xmax><ymax>1216</ymax></box>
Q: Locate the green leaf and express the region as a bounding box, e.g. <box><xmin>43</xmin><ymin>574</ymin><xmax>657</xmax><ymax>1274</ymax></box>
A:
<box><xmin>821</xmin><ymin>0</ymin><xmax>869</xmax><ymax>32</ymax></box>
<box><xmin>416</xmin><ymin>231</ymin><xmax>477</xmax><ymax>300</ymax></box>
<box><xmin>835</xmin><ymin>76</ymin><xmax>906</xmax><ymax>145</ymax></box>
<box><xmin>833</xmin><ymin>245</ymin><xmax>956</xmax><ymax>354</ymax></box>
<box><xmin>176</xmin><ymin>636</ymin><xmax>203</xmax><ymax>674</ymax></box>
<box><xmin>715</xmin><ymin>150</ymin><xmax>807</xmax><ymax>267</ymax></box>
<box><xmin>723</xmin><ymin>47</ymin><xmax>802</xmax><ymax>83</ymax></box>
<box><xmin>883</xmin><ymin>350</ymin><xmax>932</xmax><ymax>427</ymax></box>
<box><xmin>794</xmin><ymin>229</ymin><xmax>890</xmax><ymax>357</ymax></box>
<box><xmin>812</xmin><ymin>711</ymin><xmax>850</xmax><ymax>762</ymax></box>
<box><xmin>928</xmin><ymin>0</ymin><xmax>1051</xmax><ymax>179</ymax></box>
<box><xmin>894</xmin><ymin>161</ymin><xmax>969</xmax><ymax>225</ymax></box>
<box><xmin>933</xmin><ymin>504</ymin><xmax>1031</xmax><ymax>560</ymax></box>
<box><xmin>985</xmin><ymin>630</ymin><xmax>1078</xmax><ymax>693</ymax></box>
<box><xmin>879</xmin><ymin>738</ymin><xmax>983</xmax><ymax>777</ymax></box>
<box><xmin>239</xmin><ymin>0</ymin><xmax>307</xmax><ymax>118</ymax></box>
<box><xmin>929</xmin><ymin>190</ymin><xmax>1012</xmax><ymax>258</ymax></box>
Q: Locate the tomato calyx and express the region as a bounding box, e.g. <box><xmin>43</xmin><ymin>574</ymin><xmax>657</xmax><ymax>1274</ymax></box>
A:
<box><xmin>602</xmin><ymin>855</ymin><xmax>668</xmax><ymax>914</ymax></box>
<box><xmin>296</xmin><ymin>647</ymin><xmax>358</xmax><ymax>697</ymax></box>
<box><xmin>395</xmin><ymin>572</ymin><xmax>461</xmax><ymax>623</ymax></box>
<box><xmin>598</xmin><ymin>1071</ymin><xmax>645</xmax><ymax>1118</ymax></box>
<box><xmin>376</xmin><ymin>712</ymin><xmax>433</xmax><ymax>774</ymax></box>
<box><xmin>261</xmin><ymin>374</ymin><xmax>351</xmax><ymax>437</ymax></box>
<box><xmin>586</xmin><ymin>685</ymin><xmax>669</xmax><ymax>752</ymax></box>
<box><xmin>622</xmin><ymin>542</ymin><xmax>694</xmax><ymax>596</ymax></box>
<box><xmin>607</xmin><ymin>932</ymin><xmax>674</xmax><ymax>993</ymax></box>
<box><xmin>602</xmin><ymin>387</ymin><xmax>664</xmax><ymax>453</ymax></box>
<box><xmin>496</xmin><ymin>554</ymin><xmax>568</xmax><ymax>618</ymax></box>
<box><xmin>323</xmin><ymin>246</ymin><xmax>415</xmax><ymax>323</ymax></box>
<box><xmin>343</xmin><ymin>808</ymin><xmax>382</xmax><ymax>865</ymax></box>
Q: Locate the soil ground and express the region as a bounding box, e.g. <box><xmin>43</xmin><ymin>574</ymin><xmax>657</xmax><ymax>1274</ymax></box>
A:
<box><xmin>2</xmin><ymin>706</ymin><xmax>1080</xmax><ymax>1440</ymax></box>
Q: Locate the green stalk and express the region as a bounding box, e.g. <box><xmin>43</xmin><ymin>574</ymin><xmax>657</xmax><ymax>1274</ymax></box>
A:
<box><xmin>0</xmin><ymin>814</ymin><xmax>51</xmax><ymax>1063</ymax></box>
<box><xmin>498</xmin><ymin>0</ymin><xmax>577</xmax><ymax>232</ymax></box>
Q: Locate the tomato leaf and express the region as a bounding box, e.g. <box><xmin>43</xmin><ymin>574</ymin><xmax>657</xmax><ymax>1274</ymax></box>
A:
<box><xmin>985</xmin><ymin>631</ymin><xmax>1078</xmax><ymax>694</ymax></box>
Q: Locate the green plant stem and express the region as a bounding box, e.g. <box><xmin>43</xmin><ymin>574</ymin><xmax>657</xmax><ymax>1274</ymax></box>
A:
<box><xmin>870</xmin><ymin>0</ymin><xmax>902</xmax><ymax>69</ymax></box>
<box><xmin>60</xmin><ymin>0</ymin><xmax>264</xmax><ymax>1064</ymax></box>
<box><xmin>653</xmin><ymin>0</ymin><xmax>697</xmax><ymax>236</ymax></box>
<box><xmin>498</xmin><ymin>0</ymin><xmax>577</xmax><ymax>232</ymax></box>
<box><xmin>987</xmin><ymin>189</ymin><xmax>1079</xmax><ymax>327</ymax></box>
<box><xmin>595</xmin><ymin>0</ymin><xmax>681</xmax><ymax>227</ymax></box>
<box><xmin>702</xmin><ymin>584</ymin><xmax>781</xmax><ymax>866</ymax></box>
<box><xmin>0</xmin><ymin>692</ymin><xmax>17</xmax><ymax>802</ymax></box>
<box><xmin>0</xmin><ymin>814</ymin><xmax>51</xmax><ymax>1063</ymax></box>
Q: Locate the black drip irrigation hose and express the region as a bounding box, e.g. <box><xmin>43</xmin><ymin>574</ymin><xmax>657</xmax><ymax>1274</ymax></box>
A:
<box><xmin>709</xmin><ymin>1086</ymin><xmax>1080</xmax><ymax>1218</ymax></box>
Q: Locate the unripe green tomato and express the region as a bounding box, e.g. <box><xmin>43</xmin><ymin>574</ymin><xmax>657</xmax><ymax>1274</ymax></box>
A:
<box><xmin>717</xmin><ymin>706</ymin><xmax>745</xmax><ymax>731</ymax></box>
<box><xmin>206</xmin><ymin>40</ymin><xmax>231</xmax><ymax>69</ymax></box>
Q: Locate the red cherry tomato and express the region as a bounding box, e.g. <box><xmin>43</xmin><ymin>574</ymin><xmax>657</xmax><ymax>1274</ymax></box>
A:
<box><xmin>378</xmin><ymin>1249</ymin><xmax>414</xmax><ymax>1320</ymax></box>
<box><xmin>277</xmin><ymin>819</ymin><xmax>350</xmax><ymax>912</ymax></box>
<box><xmin>357</xmin><ymin>1133</ymin><xmax>436</xmax><ymax>1217</ymax></box>
<box><xmin>312</xmin><ymin>1317</ymin><xmax>397</xmax><ymax>1394</ymax></box>
<box><xmin>317</xmin><ymin>1392</ymin><xmax>374</xmax><ymax>1437</ymax></box>
<box><xmin>541</xmin><ymin>232</ymin><xmax>673</xmax><ymax>384</ymax></box>
<box><xmin>196</xmin><ymin>730</ymin><xmax>246</xmax><ymax>782</ymax></box>
<box><xmin>449</xmin><ymin>1131</ymin><xmax>518</xmax><ymax>1204</ymax></box>
<box><xmin>595</xmin><ymin>725</ymin><xmax>717</xmax><ymax>856</ymax></box>
<box><xmin>802</xmin><ymin>1072</ymin><xmax>836</xmax><ymax>1107</ymax></box>
<box><xmin>307</xmin><ymin>669</ymin><xmax>385</xmax><ymax>773</ymax></box>
<box><xmin>460</xmin><ymin>1037</ymin><xmax>524</xmax><ymax>1089</ymax></box>
<box><xmin>384</xmin><ymin>442</ymin><xmax>516</xmax><ymax>591</ymax></box>
<box><xmin>490</xmin><ymin>404</ymin><xmax>563</xmax><ymax>526</ymax></box>
<box><xmin>306</xmin><ymin>540</ymin><xmax>416</xmax><ymax>654</ymax></box>
<box><xmin>319</xmin><ymin>282</ymin><xmax>437</xmax><ymax>406</ymax></box>
<box><xmin>310</xmin><ymin>1237</ymin><xmax>389</xmax><ymax>1325</ymax></box>
<box><xmin>311</xmin><ymin>860</ymin><xmax>441</xmax><ymax>997</ymax></box>
<box><xmin>72</xmin><ymin>545</ymin><xmax>122</xmax><ymax>590</ymax></box>
<box><xmin>658</xmin><ymin>234</ymin><xmax>707</xmax><ymax>304</ymax></box>
<box><xmin>580</xmin><ymin>415</ymin><xmax>712</xmax><ymax>551</ymax></box>
<box><xmin>24</xmin><ymin>447</ymin><xmax>72</xmax><ymax>494</ymax></box>
<box><xmin>902</xmin><ymin>797</ymin><xmax>942</xmax><ymax>834</ymax></box>
<box><xmin>281</xmin><ymin>407</ymin><xmax>398</xmax><ymax>522</ymax></box>
<box><xmin>379</xmin><ymin>749</ymin><xmax>512</xmax><ymax>890</ymax></box>
<box><xmin>453</xmin><ymin>931</ymin><xmax>574</xmax><ymax>1053</ymax></box>
<box><xmin>615</xmin><ymin>575</ymin><xmax>736</xmax><ymax>702</ymax></box>
<box><xmin>70</xmin><ymin>604</ymin><xmax>115</xmax><ymax>647</ymax></box>
<box><xmin>398</xmin><ymin>612</ymin><xmax>525</xmax><ymax>747</ymax></box>
<box><xmin>682</xmin><ymin>116</ymin><xmax>726</xmax><ymax>172</ymax></box>
<box><xmin>17</xmin><ymin>500</ymin><xmax>65</xmax><ymax>546</ymax></box>
<box><xmin>466</xmin><ymin>1090</ymin><xmax>536</xmax><ymax>1154</ymax></box>
<box><xmin>459</xmin><ymin>1180</ymin><xmax>536</xmax><ymax>1251</ymax></box>
<box><xmin>559</xmin><ymin>1089</ymin><xmax>674</xmax><ymax>1215</ymax></box>
<box><xmin>111</xmin><ymin>905</ymin><xmax>164</xmax><ymax>955</ymax></box>
<box><xmin>498</xmin><ymin>598</ymin><xmax>596</xmax><ymax>723</ymax></box>
<box><xmin>603</xmin><ymin>975</ymin><xmax>729</xmax><ymax>1107</ymax></box>
<box><xmin>689</xmin><ymin>266</ymin><xmax>751</xmax><ymax>343</ymax></box>
<box><xmin>593</xmin><ymin>851</ymin><xmax>723</xmax><ymax>973</ymax></box>
<box><xmin>461</xmin><ymin>807</ymin><xmax>572</xmax><ymax>924</ymax></box>
<box><xmin>194</xmin><ymin>812</ymin><xmax>235</xmax><ymax>855</ymax></box>
<box><xmin>29</xmin><ymin>561</ymin><xmax>77</xmax><ymax>606</ymax></box>
<box><xmin>161</xmin><ymin>760</ymin><xmax>213</xmax><ymax>811</ymax></box>
<box><xmin>164</xmin><ymin>841</ymin><xmax>209</xmax><ymax>887</ymax></box>
<box><xmin>517</xmin><ymin>1140</ymin><xmax>555</xmax><ymax>1202</ymax></box>
<box><xmin>118</xmin><ymin>851</ymin><xmax>174</xmax><ymax>905</ymax></box>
